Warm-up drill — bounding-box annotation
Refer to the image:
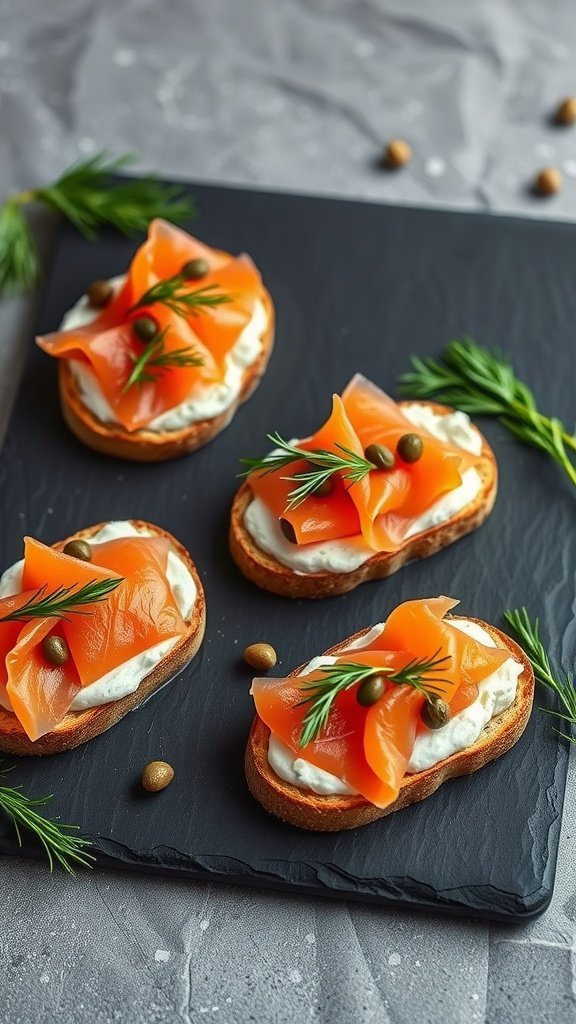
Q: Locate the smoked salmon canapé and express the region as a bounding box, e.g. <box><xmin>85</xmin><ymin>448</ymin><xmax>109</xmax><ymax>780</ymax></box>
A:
<box><xmin>36</xmin><ymin>220</ymin><xmax>275</xmax><ymax>462</ymax></box>
<box><xmin>0</xmin><ymin>521</ymin><xmax>205</xmax><ymax>756</ymax></box>
<box><xmin>245</xmin><ymin>597</ymin><xmax>534</xmax><ymax>831</ymax></box>
<box><xmin>230</xmin><ymin>374</ymin><xmax>498</xmax><ymax>598</ymax></box>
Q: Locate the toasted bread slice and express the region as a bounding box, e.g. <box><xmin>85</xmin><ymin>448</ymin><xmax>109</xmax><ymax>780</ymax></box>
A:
<box><xmin>245</xmin><ymin>618</ymin><xmax>534</xmax><ymax>831</ymax></box>
<box><xmin>59</xmin><ymin>285</ymin><xmax>275</xmax><ymax>462</ymax></box>
<box><xmin>0</xmin><ymin>520</ymin><xmax>206</xmax><ymax>756</ymax></box>
<box><xmin>230</xmin><ymin>402</ymin><xmax>497</xmax><ymax>598</ymax></box>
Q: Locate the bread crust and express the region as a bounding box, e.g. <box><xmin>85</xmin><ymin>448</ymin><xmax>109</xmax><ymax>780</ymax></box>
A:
<box><xmin>230</xmin><ymin>403</ymin><xmax>497</xmax><ymax>598</ymax></box>
<box><xmin>59</xmin><ymin>286</ymin><xmax>275</xmax><ymax>462</ymax></box>
<box><xmin>0</xmin><ymin>520</ymin><xmax>206</xmax><ymax>756</ymax></box>
<box><xmin>245</xmin><ymin>617</ymin><xmax>535</xmax><ymax>831</ymax></box>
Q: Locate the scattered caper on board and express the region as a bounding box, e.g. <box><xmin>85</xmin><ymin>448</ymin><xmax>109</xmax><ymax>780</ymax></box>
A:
<box><xmin>141</xmin><ymin>761</ymin><xmax>174</xmax><ymax>793</ymax></box>
<box><xmin>382</xmin><ymin>139</ymin><xmax>412</xmax><ymax>169</ymax></box>
<box><xmin>244</xmin><ymin>643</ymin><xmax>278</xmax><ymax>671</ymax></box>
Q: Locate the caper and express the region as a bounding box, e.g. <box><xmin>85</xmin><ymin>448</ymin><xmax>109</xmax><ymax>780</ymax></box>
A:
<box><xmin>42</xmin><ymin>635</ymin><xmax>69</xmax><ymax>666</ymax></box>
<box><xmin>396</xmin><ymin>433</ymin><xmax>424</xmax><ymax>464</ymax></box>
<box><xmin>133</xmin><ymin>316</ymin><xmax>159</xmax><ymax>343</ymax></box>
<box><xmin>421</xmin><ymin>696</ymin><xmax>451</xmax><ymax>730</ymax></box>
<box><xmin>87</xmin><ymin>279</ymin><xmax>114</xmax><ymax>309</ymax></box>
<box><xmin>356</xmin><ymin>675</ymin><xmax>386</xmax><ymax>707</ymax></box>
<box><xmin>62</xmin><ymin>539</ymin><xmax>93</xmax><ymax>562</ymax></box>
<box><xmin>181</xmin><ymin>258</ymin><xmax>209</xmax><ymax>280</ymax></box>
<box><xmin>364</xmin><ymin>443</ymin><xmax>395</xmax><ymax>471</ymax></box>
<box><xmin>244</xmin><ymin>643</ymin><xmax>277</xmax><ymax>671</ymax></box>
<box><xmin>141</xmin><ymin>760</ymin><xmax>175</xmax><ymax>793</ymax></box>
<box><xmin>279</xmin><ymin>518</ymin><xmax>297</xmax><ymax>544</ymax></box>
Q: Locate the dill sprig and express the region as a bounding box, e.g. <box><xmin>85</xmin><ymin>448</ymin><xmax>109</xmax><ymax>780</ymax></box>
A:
<box><xmin>296</xmin><ymin>652</ymin><xmax>451</xmax><ymax>747</ymax></box>
<box><xmin>399</xmin><ymin>337</ymin><xmax>576</xmax><ymax>487</ymax></box>
<box><xmin>239</xmin><ymin>432</ymin><xmax>377</xmax><ymax>510</ymax></box>
<box><xmin>122</xmin><ymin>327</ymin><xmax>204</xmax><ymax>392</ymax></box>
<box><xmin>0</xmin><ymin>765</ymin><xmax>94</xmax><ymax>874</ymax></box>
<box><xmin>129</xmin><ymin>273</ymin><xmax>231</xmax><ymax>320</ymax></box>
<box><xmin>504</xmin><ymin>607</ymin><xmax>576</xmax><ymax>741</ymax></box>
<box><xmin>0</xmin><ymin>152</ymin><xmax>195</xmax><ymax>296</ymax></box>
<box><xmin>0</xmin><ymin>577</ymin><xmax>123</xmax><ymax>623</ymax></box>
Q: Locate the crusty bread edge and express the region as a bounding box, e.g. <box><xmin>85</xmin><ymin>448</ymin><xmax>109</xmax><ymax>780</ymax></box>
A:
<box><xmin>245</xmin><ymin>617</ymin><xmax>535</xmax><ymax>831</ymax></box>
<box><xmin>230</xmin><ymin>404</ymin><xmax>497</xmax><ymax>598</ymax></box>
<box><xmin>0</xmin><ymin>520</ymin><xmax>206</xmax><ymax>756</ymax></box>
<box><xmin>58</xmin><ymin>285</ymin><xmax>275</xmax><ymax>462</ymax></box>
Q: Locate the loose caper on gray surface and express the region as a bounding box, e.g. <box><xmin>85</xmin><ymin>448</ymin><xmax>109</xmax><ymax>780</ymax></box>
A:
<box><xmin>181</xmin><ymin>258</ymin><xmax>209</xmax><ymax>279</ymax></box>
<box><xmin>364</xmin><ymin>443</ymin><xmax>395</xmax><ymax>470</ymax></box>
<box><xmin>356</xmin><ymin>675</ymin><xmax>386</xmax><ymax>707</ymax></box>
<box><xmin>141</xmin><ymin>761</ymin><xmax>174</xmax><ymax>793</ymax></box>
<box><xmin>397</xmin><ymin>433</ymin><xmax>424</xmax><ymax>463</ymax></box>
<box><xmin>421</xmin><ymin>695</ymin><xmax>451</xmax><ymax>729</ymax></box>
<box><xmin>62</xmin><ymin>539</ymin><xmax>93</xmax><ymax>562</ymax></box>
<box><xmin>244</xmin><ymin>643</ymin><xmax>278</xmax><ymax>671</ymax></box>
<box><xmin>133</xmin><ymin>315</ymin><xmax>159</xmax><ymax>343</ymax></box>
<box><xmin>42</xmin><ymin>635</ymin><xmax>69</xmax><ymax>666</ymax></box>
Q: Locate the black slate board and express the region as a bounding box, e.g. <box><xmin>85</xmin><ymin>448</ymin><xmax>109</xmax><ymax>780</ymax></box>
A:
<box><xmin>0</xmin><ymin>183</ymin><xmax>573</xmax><ymax>922</ymax></box>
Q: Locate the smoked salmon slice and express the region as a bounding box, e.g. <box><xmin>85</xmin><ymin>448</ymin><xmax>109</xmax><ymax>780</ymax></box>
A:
<box><xmin>0</xmin><ymin>533</ymin><xmax>187</xmax><ymax>740</ymax></box>
<box><xmin>251</xmin><ymin>598</ymin><xmax>509</xmax><ymax>808</ymax></box>
<box><xmin>36</xmin><ymin>219</ymin><xmax>264</xmax><ymax>433</ymax></box>
<box><xmin>248</xmin><ymin>375</ymin><xmax>486</xmax><ymax>553</ymax></box>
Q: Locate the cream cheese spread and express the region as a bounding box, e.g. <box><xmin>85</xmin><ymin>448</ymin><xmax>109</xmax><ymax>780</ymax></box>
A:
<box><xmin>0</xmin><ymin>521</ymin><xmax>196</xmax><ymax>713</ymax></box>
<box><xmin>267</xmin><ymin>618</ymin><xmax>523</xmax><ymax>795</ymax></box>
<box><xmin>244</xmin><ymin>405</ymin><xmax>484</xmax><ymax>575</ymax></box>
<box><xmin>60</xmin><ymin>275</ymin><xmax>268</xmax><ymax>432</ymax></box>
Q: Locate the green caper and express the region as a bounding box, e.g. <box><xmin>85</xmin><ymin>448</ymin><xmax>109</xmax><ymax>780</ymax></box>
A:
<box><xmin>279</xmin><ymin>518</ymin><xmax>297</xmax><ymax>544</ymax></box>
<box><xmin>87</xmin><ymin>279</ymin><xmax>113</xmax><ymax>309</ymax></box>
<box><xmin>421</xmin><ymin>696</ymin><xmax>451</xmax><ymax>730</ymax></box>
<box><xmin>397</xmin><ymin>433</ymin><xmax>424</xmax><ymax>464</ymax></box>
<box><xmin>181</xmin><ymin>258</ymin><xmax>209</xmax><ymax>280</ymax></box>
<box><xmin>42</xmin><ymin>635</ymin><xmax>69</xmax><ymax>666</ymax></box>
<box><xmin>364</xmin><ymin>443</ymin><xmax>395</xmax><ymax>470</ymax></box>
<box><xmin>62</xmin><ymin>539</ymin><xmax>92</xmax><ymax>562</ymax></box>
<box><xmin>356</xmin><ymin>675</ymin><xmax>386</xmax><ymax>707</ymax></box>
<box><xmin>133</xmin><ymin>316</ymin><xmax>159</xmax><ymax>343</ymax></box>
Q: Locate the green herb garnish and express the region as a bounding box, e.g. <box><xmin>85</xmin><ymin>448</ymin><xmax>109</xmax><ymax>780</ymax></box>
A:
<box><xmin>0</xmin><ymin>577</ymin><xmax>123</xmax><ymax>623</ymax></box>
<box><xmin>122</xmin><ymin>327</ymin><xmax>204</xmax><ymax>392</ymax></box>
<box><xmin>129</xmin><ymin>273</ymin><xmax>231</xmax><ymax>320</ymax></box>
<box><xmin>504</xmin><ymin>607</ymin><xmax>576</xmax><ymax>740</ymax></box>
<box><xmin>0</xmin><ymin>152</ymin><xmax>195</xmax><ymax>296</ymax></box>
<box><xmin>0</xmin><ymin>765</ymin><xmax>94</xmax><ymax>874</ymax></box>
<box><xmin>296</xmin><ymin>653</ymin><xmax>451</xmax><ymax>747</ymax></box>
<box><xmin>399</xmin><ymin>337</ymin><xmax>576</xmax><ymax>487</ymax></box>
<box><xmin>239</xmin><ymin>432</ymin><xmax>377</xmax><ymax>510</ymax></box>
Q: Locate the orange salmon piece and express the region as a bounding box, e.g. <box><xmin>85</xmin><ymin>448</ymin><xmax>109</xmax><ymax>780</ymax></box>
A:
<box><xmin>6</xmin><ymin>619</ymin><xmax>80</xmax><ymax>741</ymax></box>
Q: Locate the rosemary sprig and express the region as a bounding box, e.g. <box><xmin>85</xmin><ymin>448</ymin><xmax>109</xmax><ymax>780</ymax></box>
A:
<box><xmin>122</xmin><ymin>328</ymin><xmax>203</xmax><ymax>392</ymax></box>
<box><xmin>0</xmin><ymin>152</ymin><xmax>195</xmax><ymax>296</ymax></box>
<box><xmin>129</xmin><ymin>273</ymin><xmax>231</xmax><ymax>319</ymax></box>
<box><xmin>239</xmin><ymin>432</ymin><xmax>377</xmax><ymax>510</ymax></box>
<box><xmin>398</xmin><ymin>337</ymin><xmax>576</xmax><ymax>487</ymax></box>
<box><xmin>296</xmin><ymin>653</ymin><xmax>451</xmax><ymax>747</ymax></box>
<box><xmin>0</xmin><ymin>765</ymin><xmax>94</xmax><ymax>874</ymax></box>
<box><xmin>0</xmin><ymin>577</ymin><xmax>123</xmax><ymax>623</ymax></box>
<box><xmin>504</xmin><ymin>607</ymin><xmax>576</xmax><ymax>741</ymax></box>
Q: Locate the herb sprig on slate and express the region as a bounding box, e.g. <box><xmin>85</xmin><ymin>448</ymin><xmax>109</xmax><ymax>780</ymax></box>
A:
<box><xmin>0</xmin><ymin>153</ymin><xmax>195</xmax><ymax>296</ymax></box>
<box><xmin>0</xmin><ymin>765</ymin><xmax>94</xmax><ymax>874</ymax></box>
<box><xmin>122</xmin><ymin>328</ymin><xmax>204</xmax><ymax>392</ymax></box>
<box><xmin>239</xmin><ymin>433</ymin><xmax>377</xmax><ymax>510</ymax></box>
<box><xmin>296</xmin><ymin>653</ymin><xmax>451</xmax><ymax>747</ymax></box>
<box><xmin>504</xmin><ymin>607</ymin><xmax>576</xmax><ymax>740</ymax></box>
<box><xmin>399</xmin><ymin>338</ymin><xmax>576</xmax><ymax>487</ymax></box>
<box><xmin>0</xmin><ymin>577</ymin><xmax>123</xmax><ymax>623</ymax></box>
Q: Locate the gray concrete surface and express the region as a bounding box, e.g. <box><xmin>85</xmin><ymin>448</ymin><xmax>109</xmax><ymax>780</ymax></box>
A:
<box><xmin>1</xmin><ymin>2</ymin><xmax>576</xmax><ymax>1021</ymax></box>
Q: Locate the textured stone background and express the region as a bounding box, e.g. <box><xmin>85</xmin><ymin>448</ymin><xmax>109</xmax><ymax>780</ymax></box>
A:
<box><xmin>1</xmin><ymin>2</ymin><xmax>576</xmax><ymax>1022</ymax></box>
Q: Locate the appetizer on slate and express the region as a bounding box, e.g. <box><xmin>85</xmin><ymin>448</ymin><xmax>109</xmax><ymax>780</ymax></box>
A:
<box><xmin>0</xmin><ymin>520</ymin><xmax>205</xmax><ymax>755</ymax></box>
<box><xmin>231</xmin><ymin>374</ymin><xmax>497</xmax><ymax>598</ymax></box>
<box><xmin>37</xmin><ymin>219</ymin><xmax>275</xmax><ymax>461</ymax></box>
<box><xmin>246</xmin><ymin>597</ymin><xmax>534</xmax><ymax>831</ymax></box>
